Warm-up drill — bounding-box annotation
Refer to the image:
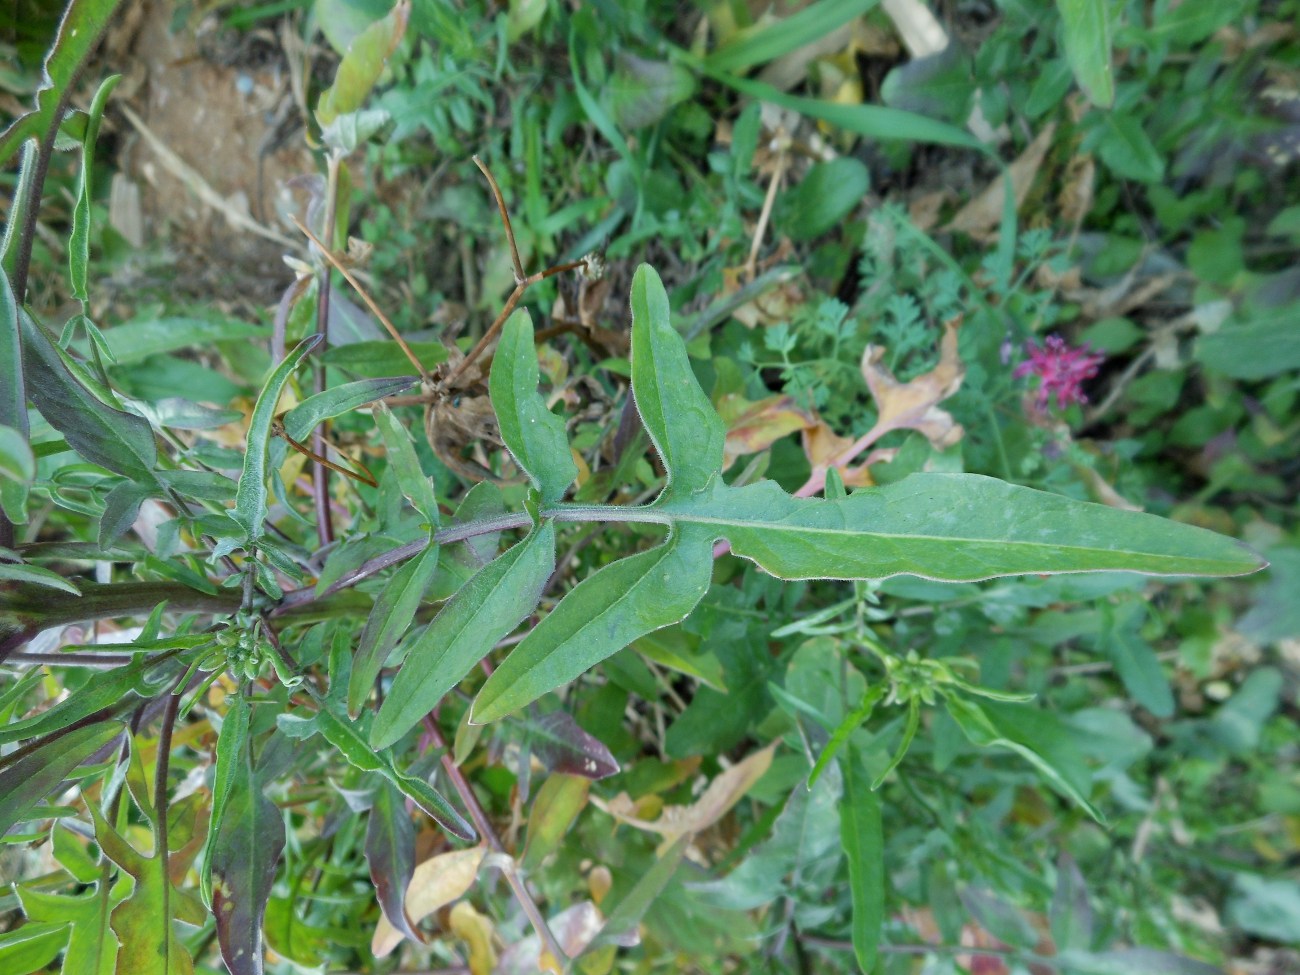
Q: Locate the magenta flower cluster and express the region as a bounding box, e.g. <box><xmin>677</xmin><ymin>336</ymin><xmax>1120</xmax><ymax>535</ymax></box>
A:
<box><xmin>1014</xmin><ymin>335</ymin><xmax>1105</xmax><ymax>410</ymax></box>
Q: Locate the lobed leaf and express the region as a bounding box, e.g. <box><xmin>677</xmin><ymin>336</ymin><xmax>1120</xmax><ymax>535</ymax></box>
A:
<box><xmin>630</xmin><ymin>264</ymin><xmax>725</xmax><ymax>497</ymax></box>
<box><xmin>472</xmin><ymin>525</ymin><xmax>714</xmax><ymax>723</ymax></box>
<box><xmin>373</xmin><ymin>522</ymin><xmax>556</xmax><ymax>747</ymax></box>
<box><xmin>18</xmin><ymin>882</ymin><xmax>125</xmax><ymax>975</ymax></box>
<box><xmin>231</xmin><ymin>334</ymin><xmax>321</xmax><ymax>543</ymax></box>
<box><xmin>489</xmin><ymin>309</ymin><xmax>577</xmax><ymax>502</ymax></box>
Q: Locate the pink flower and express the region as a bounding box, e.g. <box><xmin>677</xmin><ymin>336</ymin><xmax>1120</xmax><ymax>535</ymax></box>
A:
<box><xmin>1014</xmin><ymin>335</ymin><xmax>1104</xmax><ymax>410</ymax></box>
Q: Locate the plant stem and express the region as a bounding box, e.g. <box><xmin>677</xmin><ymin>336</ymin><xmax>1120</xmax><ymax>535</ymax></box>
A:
<box><xmin>421</xmin><ymin>716</ymin><xmax>570</xmax><ymax>972</ymax></box>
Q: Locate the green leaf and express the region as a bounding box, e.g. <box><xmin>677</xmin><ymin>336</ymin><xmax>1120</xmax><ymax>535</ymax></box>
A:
<box><xmin>321</xmin><ymin>339</ymin><xmax>447</xmax><ymax>377</ymax></box>
<box><xmin>201</xmin><ymin>692</ymin><xmax>250</xmax><ymax>908</ymax></box>
<box><xmin>0</xmin><ymin>272</ymin><xmax>25</xmax><ymax>439</ymax></box>
<box><xmin>960</xmin><ymin>886</ymin><xmax>1040</xmax><ymax>948</ymax></box>
<box><xmin>489</xmin><ymin>309</ymin><xmax>577</xmax><ymax>503</ymax></box>
<box><xmin>98</xmin><ymin>480</ymin><xmax>151</xmax><ymax>549</ymax></box>
<box><xmin>210</xmin><ymin>725</ymin><xmax>286</xmax><ymax>975</ymax></box>
<box><xmin>20</xmin><ymin>309</ymin><xmax>158</xmax><ymax>483</ymax></box>
<box><xmin>98</xmin><ymin>317</ymin><xmax>267</xmax><ymax>365</ymax></box>
<box><xmin>1106</xmin><ymin>626</ymin><xmax>1174</xmax><ymax>719</ymax></box>
<box><xmin>90</xmin><ymin>786</ymin><xmax>197</xmax><ymax>975</ymax></box>
<box><xmin>1094</xmin><ymin>114</ymin><xmax>1164</xmax><ymax>183</ymax></box>
<box><xmin>1054</xmin><ymin>948</ymin><xmax>1226</xmax><ymax>975</ymax></box>
<box><xmin>661</xmin><ymin>475</ymin><xmax>1264</xmax><ymax>581</ymax></box>
<box><xmin>374</xmin><ymin>402</ymin><xmax>438</xmax><ymax>523</ymax></box>
<box><xmin>1195</xmin><ymin>307</ymin><xmax>1300</xmax><ymax>380</ymax></box>
<box><xmin>695</xmin><ymin>764</ymin><xmax>842</xmax><ymax>911</ymax></box>
<box><xmin>69</xmin><ymin>74</ymin><xmax>120</xmax><ymax>301</ymax></box>
<box><xmin>778</xmin><ymin>158</ymin><xmax>870</xmax><ymax>242</ymax></box>
<box><xmin>945</xmin><ymin>696</ymin><xmax>1104</xmax><ymax>822</ymax></box>
<box><xmin>1050</xmin><ymin>853</ymin><xmax>1093</xmax><ymax>953</ymax></box>
<box><xmin>705</xmin><ymin>69</ymin><xmax>988</xmax><ymax>153</ymax></box>
<box><xmin>1056</xmin><ymin>0</ymin><xmax>1114</xmax><ymax>108</ymax></box>
<box><xmin>348</xmin><ymin>539</ymin><xmax>440</xmax><ymax>716</ymax></box>
<box><xmin>522</xmin><ymin>773</ymin><xmax>590</xmax><ymax>872</ymax></box>
<box><xmin>0</xmin><ymin>922</ymin><xmax>69</xmax><ymax>975</ymax></box>
<box><xmin>281</xmin><ymin>376</ymin><xmax>415</xmax><ymax>442</ymax></box>
<box><xmin>315</xmin><ymin>0</ymin><xmax>410</xmax><ymax>127</ymax></box>
<box><xmin>373</xmin><ymin>522</ymin><xmax>556</xmax><ymax>746</ymax></box>
<box><xmin>365</xmin><ymin>780</ymin><xmax>421</xmax><ymax>944</ymax></box>
<box><xmin>0</xmin><ymin>663</ymin><xmax>148</xmax><ymax>744</ymax></box>
<box><xmin>315</xmin><ymin>702</ymin><xmax>475</xmax><ymax>839</ymax></box>
<box><xmin>586</xmin><ymin>835</ymin><xmax>690</xmax><ymax>952</ymax></box>
<box><xmin>19</xmin><ymin>881</ymin><xmax>127</xmax><ymax>975</ymax></box>
<box><xmin>607</xmin><ymin>54</ymin><xmax>696</xmax><ymax>131</ymax></box>
<box><xmin>232</xmin><ymin>334</ymin><xmax>321</xmax><ymax>543</ymax></box>
<box><xmin>471</xmin><ymin>525</ymin><xmax>713</xmax><ymax>723</ymax></box>
<box><xmin>0</xmin><ymin>560</ymin><xmax>80</xmax><ymax>594</ymax></box>
<box><xmin>630</xmin><ymin>264</ymin><xmax>725</xmax><ymax>497</ymax></box>
<box><xmin>0</xmin><ymin>721</ymin><xmax>122</xmax><ymax>836</ymax></box>
<box><xmin>705</xmin><ymin>0</ymin><xmax>880</xmax><ymax>74</ymax></box>
<box><xmin>0</xmin><ymin>0</ymin><xmax>125</xmax><ymax>167</ymax></box>
<box><xmin>840</xmin><ymin>743</ymin><xmax>884</xmax><ymax>974</ymax></box>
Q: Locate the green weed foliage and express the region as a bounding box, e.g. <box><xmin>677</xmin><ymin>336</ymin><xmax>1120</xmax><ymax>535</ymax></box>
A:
<box><xmin>1</xmin><ymin>0</ymin><xmax>1297</xmax><ymax>973</ymax></box>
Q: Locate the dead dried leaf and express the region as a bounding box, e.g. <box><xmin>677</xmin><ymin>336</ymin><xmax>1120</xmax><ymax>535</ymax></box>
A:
<box><xmin>591</xmin><ymin>742</ymin><xmax>776</xmax><ymax>851</ymax></box>
<box><xmin>800</xmin><ymin>420</ymin><xmax>875</xmax><ymax>487</ymax></box>
<box><xmin>860</xmin><ymin>315</ymin><xmax>966</xmax><ymax>450</ymax></box>
<box><xmin>1058</xmin><ymin>151</ymin><xmax>1095</xmax><ymax>227</ymax></box>
<box><xmin>718</xmin><ymin>393</ymin><xmax>816</xmax><ymax>468</ymax></box>
<box><xmin>371</xmin><ymin>846</ymin><xmax>487</xmax><ymax>957</ymax></box>
<box><xmin>946</xmin><ymin>124</ymin><xmax>1056</xmax><ymax>240</ymax></box>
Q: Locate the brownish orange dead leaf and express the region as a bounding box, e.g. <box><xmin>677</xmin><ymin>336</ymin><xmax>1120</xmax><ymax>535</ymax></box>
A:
<box><xmin>860</xmin><ymin>315</ymin><xmax>966</xmax><ymax>450</ymax></box>
<box><xmin>717</xmin><ymin>393</ymin><xmax>817</xmax><ymax>468</ymax></box>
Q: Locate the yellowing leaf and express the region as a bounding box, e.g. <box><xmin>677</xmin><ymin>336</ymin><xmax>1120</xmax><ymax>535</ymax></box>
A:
<box><xmin>450</xmin><ymin>901</ymin><xmax>497</xmax><ymax>975</ymax></box>
<box><xmin>591</xmin><ymin>742</ymin><xmax>776</xmax><ymax>851</ymax></box>
<box><xmin>860</xmin><ymin>315</ymin><xmax>965</xmax><ymax>450</ymax></box>
<box><xmin>371</xmin><ymin>846</ymin><xmax>487</xmax><ymax>957</ymax></box>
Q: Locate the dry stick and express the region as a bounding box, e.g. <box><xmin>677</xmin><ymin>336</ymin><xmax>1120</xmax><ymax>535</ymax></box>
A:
<box><xmin>743</xmin><ymin>146</ymin><xmax>788</xmax><ymax>283</ymax></box>
<box><xmin>277</xmin><ymin>423</ymin><xmax>379</xmax><ymax>488</ymax></box>
<box><xmin>420</xmin><ymin>716</ymin><xmax>570</xmax><ymax>971</ymax></box>
<box><xmin>443</xmin><ymin>157</ymin><xmax>588</xmax><ymax>388</ymax></box>
<box><xmin>473</xmin><ymin>155</ymin><xmax>526</xmax><ymax>284</ymax></box>
<box><xmin>290</xmin><ymin>215</ymin><xmax>434</xmax><ymax>385</ymax></box>
<box><xmin>312</xmin><ymin>154</ymin><xmax>343</xmax><ymax>546</ymax></box>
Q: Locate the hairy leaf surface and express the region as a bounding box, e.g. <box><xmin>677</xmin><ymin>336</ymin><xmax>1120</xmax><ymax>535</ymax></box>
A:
<box><xmin>489</xmin><ymin>309</ymin><xmax>576</xmax><ymax>502</ymax></box>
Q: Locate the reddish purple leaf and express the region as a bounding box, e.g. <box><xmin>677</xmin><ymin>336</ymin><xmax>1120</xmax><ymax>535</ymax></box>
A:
<box><xmin>365</xmin><ymin>780</ymin><xmax>422</xmax><ymax>945</ymax></box>
<box><xmin>529</xmin><ymin>712</ymin><xmax>619</xmax><ymax>780</ymax></box>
